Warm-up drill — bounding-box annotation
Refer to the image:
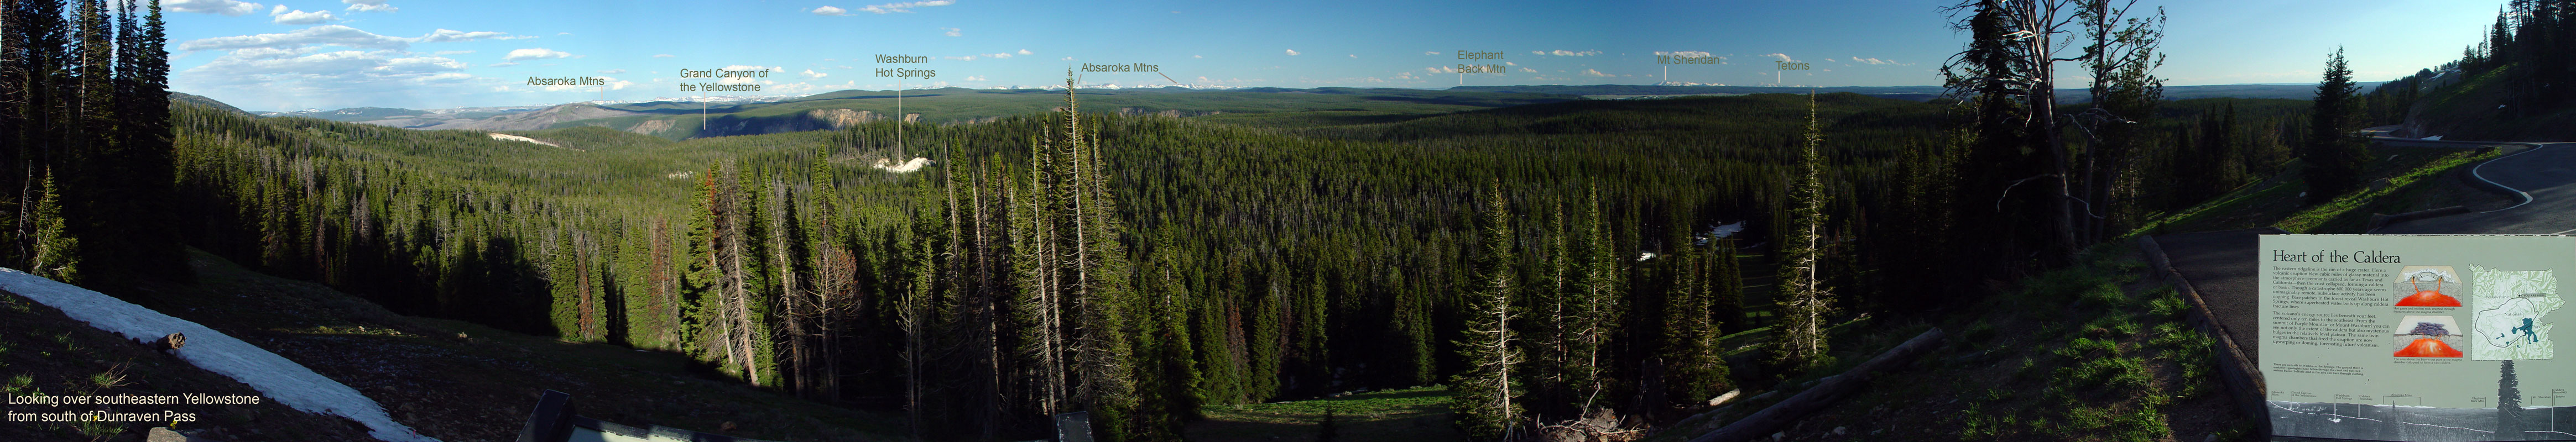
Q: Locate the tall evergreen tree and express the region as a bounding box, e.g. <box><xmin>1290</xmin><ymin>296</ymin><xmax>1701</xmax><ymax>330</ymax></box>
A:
<box><xmin>1568</xmin><ymin>185</ymin><xmax>1620</xmax><ymax>410</ymax></box>
<box><xmin>2304</xmin><ymin>48</ymin><xmax>2369</xmax><ymax>204</ymax></box>
<box><xmin>1771</xmin><ymin>93</ymin><xmax>1837</xmax><ymax>371</ymax></box>
<box><xmin>1453</xmin><ymin>178</ymin><xmax>1522</xmax><ymax>441</ymax></box>
<box><xmin>2500</xmin><ymin>359</ymin><xmax>2525</xmax><ymax>433</ymax></box>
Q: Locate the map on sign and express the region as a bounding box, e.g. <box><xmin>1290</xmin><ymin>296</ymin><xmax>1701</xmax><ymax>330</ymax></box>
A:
<box><xmin>2470</xmin><ymin>266</ymin><xmax>2561</xmax><ymax>360</ymax></box>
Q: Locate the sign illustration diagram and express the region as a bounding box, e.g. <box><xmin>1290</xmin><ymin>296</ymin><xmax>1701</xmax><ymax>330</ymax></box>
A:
<box><xmin>2471</xmin><ymin>266</ymin><xmax>2560</xmax><ymax>361</ymax></box>
<box><xmin>2395</xmin><ymin>266</ymin><xmax>2462</xmax><ymax>307</ymax></box>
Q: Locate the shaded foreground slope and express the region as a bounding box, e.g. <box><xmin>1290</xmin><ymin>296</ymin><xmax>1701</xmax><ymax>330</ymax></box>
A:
<box><xmin>106</xmin><ymin>249</ymin><xmax>905</xmax><ymax>441</ymax></box>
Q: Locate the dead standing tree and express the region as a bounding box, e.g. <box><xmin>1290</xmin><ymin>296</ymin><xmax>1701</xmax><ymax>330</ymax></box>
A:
<box><xmin>1944</xmin><ymin>0</ymin><xmax>2160</xmax><ymax>265</ymax></box>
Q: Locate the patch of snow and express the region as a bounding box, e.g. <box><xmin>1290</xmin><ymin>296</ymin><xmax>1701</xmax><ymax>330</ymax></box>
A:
<box><xmin>2423</xmin><ymin>135</ymin><xmax>2444</xmax><ymax>141</ymax></box>
<box><xmin>873</xmin><ymin>157</ymin><xmax>933</xmax><ymax>173</ymax></box>
<box><xmin>1696</xmin><ymin>222</ymin><xmax>1749</xmax><ymax>245</ymax></box>
<box><xmin>0</xmin><ymin>268</ymin><xmax>439</xmax><ymax>442</ymax></box>
<box><xmin>486</xmin><ymin>132</ymin><xmax>563</xmax><ymax>148</ymax></box>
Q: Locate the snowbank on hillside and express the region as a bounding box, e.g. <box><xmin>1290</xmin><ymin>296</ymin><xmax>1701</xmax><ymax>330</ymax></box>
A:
<box><xmin>0</xmin><ymin>268</ymin><xmax>439</xmax><ymax>442</ymax></box>
<box><xmin>874</xmin><ymin>157</ymin><xmax>932</xmax><ymax>173</ymax></box>
<box><xmin>486</xmin><ymin>132</ymin><xmax>564</xmax><ymax>148</ymax></box>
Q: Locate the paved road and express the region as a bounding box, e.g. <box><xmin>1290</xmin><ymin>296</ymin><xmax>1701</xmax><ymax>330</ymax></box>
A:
<box><xmin>2150</xmin><ymin>229</ymin><xmax>2276</xmax><ymax>364</ymax></box>
<box><xmin>2153</xmin><ymin>131</ymin><xmax>2575</xmax><ymax>364</ymax></box>
<box><xmin>2375</xmin><ymin>139</ymin><xmax>2576</xmax><ymax>234</ymax></box>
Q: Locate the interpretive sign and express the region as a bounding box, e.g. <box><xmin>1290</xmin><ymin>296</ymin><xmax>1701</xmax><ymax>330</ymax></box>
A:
<box><xmin>2261</xmin><ymin>234</ymin><xmax>2576</xmax><ymax>441</ymax></box>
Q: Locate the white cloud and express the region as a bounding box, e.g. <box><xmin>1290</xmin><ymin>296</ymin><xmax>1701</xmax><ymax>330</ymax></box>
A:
<box><xmin>1849</xmin><ymin>56</ymin><xmax>1896</xmax><ymax>65</ymax></box>
<box><xmin>1581</xmin><ymin>69</ymin><xmax>1612</xmax><ymax>77</ymax></box>
<box><xmin>653</xmin><ymin>54</ymin><xmax>675</xmax><ymax>58</ymax></box>
<box><xmin>1192</xmin><ymin>55</ymin><xmax>1202</xmax><ymax>59</ymax></box>
<box><xmin>1520</xmin><ymin>67</ymin><xmax>1536</xmax><ymax>73</ymax></box>
<box><xmin>503</xmin><ymin>48</ymin><xmax>576</xmax><ymax>61</ymax></box>
<box><xmin>1348</xmin><ymin>54</ymin><xmax>1357</xmax><ymax>58</ymax></box>
<box><xmin>270</xmin><ymin>8</ymin><xmax>338</xmax><ymax>24</ymax></box>
<box><xmin>811</xmin><ymin>6</ymin><xmax>847</xmax><ymax>15</ymax></box>
<box><xmin>174</xmin><ymin>46</ymin><xmax>485</xmax><ymax>109</ymax></box>
<box><xmin>1655</xmin><ymin>51</ymin><xmax>1714</xmax><ymax>58</ymax></box>
<box><xmin>1424</xmin><ymin>51</ymin><xmax>1440</xmax><ymax>55</ymax></box>
<box><xmin>1018</xmin><ymin>49</ymin><xmax>1033</xmax><ymax>55</ymax></box>
<box><xmin>1763</xmin><ymin>53</ymin><xmax>1794</xmax><ymax>62</ymax></box>
<box><xmin>178</xmin><ymin>25</ymin><xmax>410</xmax><ymax>51</ymax></box>
<box><xmin>855</xmin><ymin>0</ymin><xmax>954</xmax><ymax>14</ymax></box>
<box><xmin>801</xmin><ymin>69</ymin><xmax>829</xmax><ymax>79</ymax></box>
<box><xmin>168</xmin><ymin>0</ymin><xmax>263</xmax><ymax>15</ymax></box>
<box><xmin>942</xmin><ymin>27</ymin><xmax>962</xmax><ymax>36</ymax></box>
<box><xmin>343</xmin><ymin>0</ymin><xmax>395</xmax><ymax>13</ymax></box>
<box><xmin>431</xmin><ymin>50</ymin><xmax>472</xmax><ymax>55</ymax></box>
<box><xmin>1284</xmin><ymin>49</ymin><xmax>1300</xmax><ymax>56</ymax></box>
<box><xmin>488</xmin><ymin>61</ymin><xmax>518</xmax><ymax>67</ymax></box>
<box><xmin>1062</xmin><ymin>56</ymin><xmax>1075</xmax><ymax>61</ymax></box>
<box><xmin>599</xmin><ymin>69</ymin><xmax>626</xmax><ymax>74</ymax></box>
<box><xmin>945</xmin><ymin>55</ymin><xmax>976</xmax><ymax>61</ymax></box>
<box><xmin>1533</xmin><ymin>50</ymin><xmax>1600</xmax><ymax>56</ymax></box>
<box><xmin>419</xmin><ymin>29</ymin><xmax>525</xmax><ymax>43</ymax></box>
<box><xmin>380</xmin><ymin>56</ymin><xmax>468</xmax><ymax>72</ymax></box>
<box><xmin>964</xmin><ymin>76</ymin><xmax>987</xmax><ymax>81</ymax></box>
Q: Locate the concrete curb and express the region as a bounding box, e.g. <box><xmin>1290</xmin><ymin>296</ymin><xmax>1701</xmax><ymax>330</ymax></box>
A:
<box><xmin>2137</xmin><ymin>233</ymin><xmax>2273</xmax><ymax>438</ymax></box>
<box><xmin>2464</xmin><ymin>145</ymin><xmax>2542</xmax><ymax>212</ymax></box>
<box><xmin>2369</xmin><ymin>136</ymin><xmax>2541</xmax><ymax>212</ymax></box>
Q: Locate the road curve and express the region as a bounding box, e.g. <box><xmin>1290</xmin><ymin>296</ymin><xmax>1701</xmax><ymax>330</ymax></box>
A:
<box><xmin>2369</xmin><ymin>130</ymin><xmax>2576</xmax><ymax>234</ymax></box>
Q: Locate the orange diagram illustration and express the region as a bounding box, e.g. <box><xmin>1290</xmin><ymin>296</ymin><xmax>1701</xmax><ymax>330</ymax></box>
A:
<box><xmin>2397</xmin><ymin>268</ymin><xmax>2462</xmax><ymax>307</ymax></box>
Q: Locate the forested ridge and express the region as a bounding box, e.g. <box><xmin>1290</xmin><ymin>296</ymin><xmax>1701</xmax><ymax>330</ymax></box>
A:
<box><xmin>158</xmin><ymin>71</ymin><xmax>2327</xmax><ymax>440</ymax></box>
<box><xmin>7</xmin><ymin>1</ymin><xmax>2348</xmax><ymax>439</ymax></box>
<box><xmin>161</xmin><ymin>74</ymin><xmax>2015</xmax><ymax>439</ymax></box>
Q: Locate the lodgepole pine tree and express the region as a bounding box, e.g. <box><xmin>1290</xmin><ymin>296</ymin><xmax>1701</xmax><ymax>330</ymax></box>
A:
<box><xmin>1453</xmin><ymin>178</ymin><xmax>1522</xmax><ymax>441</ymax></box>
<box><xmin>2303</xmin><ymin>48</ymin><xmax>2369</xmax><ymax>204</ymax></box>
<box><xmin>1771</xmin><ymin>92</ymin><xmax>1837</xmax><ymax>371</ymax></box>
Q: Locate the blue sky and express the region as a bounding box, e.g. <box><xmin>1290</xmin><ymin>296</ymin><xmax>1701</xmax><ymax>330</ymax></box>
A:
<box><xmin>160</xmin><ymin>0</ymin><xmax>2499</xmax><ymax>112</ymax></box>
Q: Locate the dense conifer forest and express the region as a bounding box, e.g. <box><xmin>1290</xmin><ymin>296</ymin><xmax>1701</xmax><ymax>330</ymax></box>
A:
<box><xmin>151</xmin><ymin>81</ymin><xmax>2318</xmax><ymax>439</ymax></box>
<box><xmin>0</xmin><ymin>0</ymin><xmax>184</xmax><ymax>287</ymax></box>
<box><xmin>2</xmin><ymin>1</ymin><xmax>2371</xmax><ymax>440</ymax></box>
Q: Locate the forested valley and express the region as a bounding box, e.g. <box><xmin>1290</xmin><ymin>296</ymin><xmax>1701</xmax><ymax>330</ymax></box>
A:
<box><xmin>2</xmin><ymin>1</ymin><xmax>2370</xmax><ymax>440</ymax></box>
<box><xmin>154</xmin><ymin>77</ymin><xmax>2324</xmax><ymax>441</ymax></box>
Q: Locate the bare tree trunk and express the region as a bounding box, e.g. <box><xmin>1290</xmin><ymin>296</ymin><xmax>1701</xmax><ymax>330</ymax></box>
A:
<box><xmin>2013</xmin><ymin>0</ymin><xmax>2082</xmax><ymax>261</ymax></box>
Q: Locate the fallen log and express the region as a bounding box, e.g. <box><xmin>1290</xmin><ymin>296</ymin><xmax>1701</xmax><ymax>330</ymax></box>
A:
<box><xmin>1688</xmin><ymin>328</ymin><xmax>1946</xmax><ymax>442</ymax></box>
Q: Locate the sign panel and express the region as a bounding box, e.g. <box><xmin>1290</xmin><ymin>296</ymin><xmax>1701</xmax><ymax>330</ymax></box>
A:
<box><xmin>2261</xmin><ymin>234</ymin><xmax>2576</xmax><ymax>441</ymax></box>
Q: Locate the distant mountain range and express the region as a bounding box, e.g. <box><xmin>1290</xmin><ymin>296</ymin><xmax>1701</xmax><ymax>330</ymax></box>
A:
<box><xmin>1457</xmin><ymin>82</ymin><xmax>2386</xmax><ymax>103</ymax></box>
<box><xmin>180</xmin><ymin>82</ymin><xmax>2372</xmax><ymax>140</ymax></box>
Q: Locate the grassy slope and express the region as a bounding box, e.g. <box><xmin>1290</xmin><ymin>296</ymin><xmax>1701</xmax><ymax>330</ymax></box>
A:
<box><xmin>2134</xmin><ymin>144</ymin><xmax>2510</xmax><ymax>235</ymax></box>
<box><xmin>1629</xmin><ymin>138</ymin><xmax>2519</xmax><ymax>441</ymax></box>
<box><xmin>0</xmin><ymin>288</ymin><xmax>379</xmax><ymax>441</ymax></box>
<box><xmin>76</xmin><ymin>249</ymin><xmax>908</xmax><ymax>442</ymax></box>
<box><xmin>1185</xmin><ymin>135</ymin><xmax>2516</xmax><ymax>441</ymax></box>
<box><xmin>1641</xmin><ymin>246</ymin><xmax>2244</xmax><ymax>442</ymax></box>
